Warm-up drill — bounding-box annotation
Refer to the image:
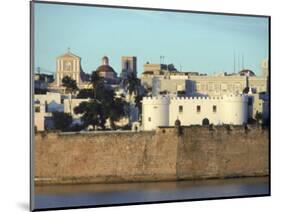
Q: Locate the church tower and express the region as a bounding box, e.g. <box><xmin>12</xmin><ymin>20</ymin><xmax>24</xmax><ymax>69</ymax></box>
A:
<box><xmin>120</xmin><ymin>56</ymin><xmax>137</xmax><ymax>78</ymax></box>
<box><xmin>55</xmin><ymin>49</ymin><xmax>81</xmax><ymax>87</ymax></box>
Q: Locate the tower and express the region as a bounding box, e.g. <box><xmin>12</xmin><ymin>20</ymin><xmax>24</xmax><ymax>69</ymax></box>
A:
<box><xmin>55</xmin><ymin>49</ymin><xmax>81</xmax><ymax>87</ymax></box>
<box><xmin>102</xmin><ymin>56</ymin><xmax>109</xmax><ymax>65</ymax></box>
<box><xmin>261</xmin><ymin>59</ymin><xmax>269</xmax><ymax>77</ymax></box>
<box><xmin>120</xmin><ymin>56</ymin><xmax>137</xmax><ymax>78</ymax></box>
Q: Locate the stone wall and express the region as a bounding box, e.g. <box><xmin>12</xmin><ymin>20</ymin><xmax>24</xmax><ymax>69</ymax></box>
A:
<box><xmin>34</xmin><ymin>126</ymin><xmax>269</xmax><ymax>185</ymax></box>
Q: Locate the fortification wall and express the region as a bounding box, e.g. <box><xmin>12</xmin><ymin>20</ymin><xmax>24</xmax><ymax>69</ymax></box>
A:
<box><xmin>142</xmin><ymin>95</ymin><xmax>249</xmax><ymax>130</ymax></box>
<box><xmin>34</xmin><ymin>126</ymin><xmax>269</xmax><ymax>185</ymax></box>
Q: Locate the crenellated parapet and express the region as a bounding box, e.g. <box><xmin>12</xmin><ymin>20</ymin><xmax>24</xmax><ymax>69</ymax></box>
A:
<box><xmin>143</xmin><ymin>94</ymin><xmax>248</xmax><ymax>103</ymax></box>
<box><xmin>142</xmin><ymin>94</ymin><xmax>249</xmax><ymax>131</ymax></box>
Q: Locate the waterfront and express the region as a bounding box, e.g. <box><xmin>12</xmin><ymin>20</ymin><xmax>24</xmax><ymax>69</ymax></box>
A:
<box><xmin>34</xmin><ymin>177</ymin><xmax>269</xmax><ymax>209</ymax></box>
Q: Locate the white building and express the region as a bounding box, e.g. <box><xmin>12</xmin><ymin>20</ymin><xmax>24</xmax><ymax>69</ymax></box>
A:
<box><xmin>142</xmin><ymin>95</ymin><xmax>248</xmax><ymax>131</ymax></box>
<box><xmin>248</xmin><ymin>92</ymin><xmax>269</xmax><ymax>122</ymax></box>
<box><xmin>48</xmin><ymin>50</ymin><xmax>91</xmax><ymax>91</ymax></box>
<box><xmin>34</xmin><ymin>92</ymin><xmax>64</xmax><ymax>131</ymax></box>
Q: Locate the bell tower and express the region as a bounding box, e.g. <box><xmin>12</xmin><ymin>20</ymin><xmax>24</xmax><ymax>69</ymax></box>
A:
<box><xmin>55</xmin><ymin>49</ymin><xmax>81</xmax><ymax>87</ymax></box>
<box><xmin>121</xmin><ymin>56</ymin><xmax>137</xmax><ymax>78</ymax></box>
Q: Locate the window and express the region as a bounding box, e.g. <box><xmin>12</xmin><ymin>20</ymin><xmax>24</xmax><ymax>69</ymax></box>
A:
<box><xmin>213</xmin><ymin>105</ymin><xmax>217</xmax><ymax>113</ymax></box>
<box><xmin>148</xmin><ymin>117</ymin><xmax>151</xmax><ymax>122</ymax></box>
<box><xmin>197</xmin><ymin>105</ymin><xmax>201</xmax><ymax>113</ymax></box>
<box><xmin>35</xmin><ymin>106</ymin><xmax>40</xmax><ymax>113</ymax></box>
<box><xmin>179</xmin><ymin>105</ymin><xmax>183</xmax><ymax>113</ymax></box>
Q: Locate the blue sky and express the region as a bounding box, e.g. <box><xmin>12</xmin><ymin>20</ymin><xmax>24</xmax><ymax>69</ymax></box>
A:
<box><xmin>34</xmin><ymin>2</ymin><xmax>269</xmax><ymax>76</ymax></box>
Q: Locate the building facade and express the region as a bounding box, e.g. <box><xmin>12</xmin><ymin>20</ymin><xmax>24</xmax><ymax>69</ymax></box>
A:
<box><xmin>120</xmin><ymin>56</ymin><xmax>137</xmax><ymax>79</ymax></box>
<box><xmin>142</xmin><ymin>95</ymin><xmax>248</xmax><ymax>131</ymax></box>
<box><xmin>96</xmin><ymin>56</ymin><xmax>117</xmax><ymax>80</ymax></box>
<box><xmin>34</xmin><ymin>92</ymin><xmax>64</xmax><ymax>131</ymax></box>
<box><xmin>48</xmin><ymin>50</ymin><xmax>90</xmax><ymax>91</ymax></box>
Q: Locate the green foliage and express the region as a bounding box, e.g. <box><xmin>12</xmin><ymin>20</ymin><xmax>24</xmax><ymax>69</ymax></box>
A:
<box><xmin>134</xmin><ymin>93</ymin><xmax>144</xmax><ymax>115</ymax></box>
<box><xmin>255</xmin><ymin>111</ymin><xmax>263</xmax><ymax>123</ymax></box>
<box><xmin>74</xmin><ymin>100</ymin><xmax>104</xmax><ymax>130</ymax></box>
<box><xmin>34</xmin><ymin>88</ymin><xmax>48</xmax><ymax>94</ymax></box>
<box><xmin>74</xmin><ymin>73</ymin><xmax>128</xmax><ymax>130</ymax></box>
<box><xmin>90</xmin><ymin>71</ymin><xmax>103</xmax><ymax>99</ymax></box>
<box><xmin>62</xmin><ymin>76</ymin><xmax>78</xmax><ymax>94</ymax></box>
<box><xmin>167</xmin><ymin>63</ymin><xmax>177</xmax><ymax>71</ymax></box>
<box><xmin>77</xmin><ymin>89</ymin><xmax>94</xmax><ymax>99</ymax></box>
<box><xmin>52</xmin><ymin>112</ymin><xmax>73</xmax><ymax>132</ymax></box>
<box><xmin>243</xmin><ymin>87</ymin><xmax>249</xmax><ymax>94</ymax></box>
<box><xmin>124</xmin><ymin>73</ymin><xmax>140</xmax><ymax>95</ymax></box>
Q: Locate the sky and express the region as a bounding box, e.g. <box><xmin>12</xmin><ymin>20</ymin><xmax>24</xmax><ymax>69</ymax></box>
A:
<box><xmin>34</xmin><ymin>2</ymin><xmax>269</xmax><ymax>76</ymax></box>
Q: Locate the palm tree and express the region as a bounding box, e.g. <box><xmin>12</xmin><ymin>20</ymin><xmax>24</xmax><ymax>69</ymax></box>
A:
<box><xmin>90</xmin><ymin>71</ymin><xmax>103</xmax><ymax>100</ymax></box>
<box><xmin>255</xmin><ymin>111</ymin><xmax>263</xmax><ymax>124</ymax></box>
<box><xmin>74</xmin><ymin>100</ymin><xmax>104</xmax><ymax>130</ymax></box>
<box><xmin>125</xmin><ymin>73</ymin><xmax>140</xmax><ymax>97</ymax></box>
<box><xmin>62</xmin><ymin>76</ymin><xmax>78</xmax><ymax>114</ymax></box>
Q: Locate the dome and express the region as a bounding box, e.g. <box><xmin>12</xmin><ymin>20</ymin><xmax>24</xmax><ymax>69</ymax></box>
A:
<box><xmin>96</xmin><ymin>64</ymin><xmax>116</xmax><ymax>74</ymax></box>
<box><xmin>238</xmin><ymin>69</ymin><xmax>255</xmax><ymax>76</ymax></box>
<box><xmin>95</xmin><ymin>56</ymin><xmax>117</xmax><ymax>79</ymax></box>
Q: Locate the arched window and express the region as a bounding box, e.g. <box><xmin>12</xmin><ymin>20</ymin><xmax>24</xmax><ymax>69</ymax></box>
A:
<box><xmin>202</xmin><ymin>118</ymin><xmax>210</xmax><ymax>126</ymax></box>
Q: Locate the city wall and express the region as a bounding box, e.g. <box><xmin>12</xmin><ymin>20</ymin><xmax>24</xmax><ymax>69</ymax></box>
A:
<box><xmin>34</xmin><ymin>126</ymin><xmax>269</xmax><ymax>185</ymax></box>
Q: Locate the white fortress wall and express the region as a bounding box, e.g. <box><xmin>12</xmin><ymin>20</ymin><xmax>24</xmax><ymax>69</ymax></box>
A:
<box><xmin>169</xmin><ymin>97</ymin><xmax>225</xmax><ymax>126</ymax></box>
<box><xmin>142</xmin><ymin>96</ymin><xmax>170</xmax><ymax>131</ymax></box>
<box><xmin>220</xmin><ymin>95</ymin><xmax>248</xmax><ymax>125</ymax></box>
<box><xmin>142</xmin><ymin>95</ymin><xmax>249</xmax><ymax>130</ymax></box>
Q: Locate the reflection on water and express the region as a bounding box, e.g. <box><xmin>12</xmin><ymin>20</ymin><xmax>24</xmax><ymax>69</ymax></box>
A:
<box><xmin>34</xmin><ymin>177</ymin><xmax>269</xmax><ymax>209</ymax></box>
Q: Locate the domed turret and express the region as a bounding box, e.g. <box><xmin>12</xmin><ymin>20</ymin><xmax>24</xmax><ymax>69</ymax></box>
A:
<box><xmin>239</xmin><ymin>69</ymin><xmax>255</xmax><ymax>76</ymax></box>
<box><xmin>102</xmin><ymin>56</ymin><xmax>109</xmax><ymax>65</ymax></box>
<box><xmin>96</xmin><ymin>56</ymin><xmax>117</xmax><ymax>79</ymax></box>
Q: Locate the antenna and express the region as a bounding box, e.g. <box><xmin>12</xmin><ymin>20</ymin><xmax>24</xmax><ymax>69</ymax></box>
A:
<box><xmin>242</xmin><ymin>53</ymin><xmax>244</xmax><ymax>70</ymax></box>
<box><xmin>233</xmin><ymin>51</ymin><xmax>236</xmax><ymax>73</ymax></box>
<box><xmin>37</xmin><ymin>67</ymin><xmax>40</xmax><ymax>74</ymax></box>
<box><xmin>238</xmin><ymin>53</ymin><xmax>240</xmax><ymax>72</ymax></box>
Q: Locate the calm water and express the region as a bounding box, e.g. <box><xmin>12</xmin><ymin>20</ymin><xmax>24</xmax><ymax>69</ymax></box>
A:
<box><xmin>34</xmin><ymin>177</ymin><xmax>269</xmax><ymax>210</ymax></box>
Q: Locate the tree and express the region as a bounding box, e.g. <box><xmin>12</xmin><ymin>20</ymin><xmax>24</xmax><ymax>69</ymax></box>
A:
<box><xmin>96</xmin><ymin>86</ymin><xmax>127</xmax><ymax>130</ymax></box>
<box><xmin>52</xmin><ymin>111</ymin><xmax>73</xmax><ymax>132</ymax></box>
<box><xmin>62</xmin><ymin>76</ymin><xmax>79</xmax><ymax>114</ymax></box>
<box><xmin>106</xmin><ymin>97</ymin><xmax>128</xmax><ymax>130</ymax></box>
<box><xmin>77</xmin><ymin>89</ymin><xmax>94</xmax><ymax>99</ymax></box>
<box><xmin>74</xmin><ymin>84</ymin><xmax>127</xmax><ymax>130</ymax></box>
<box><xmin>243</xmin><ymin>86</ymin><xmax>249</xmax><ymax>94</ymax></box>
<box><xmin>167</xmin><ymin>63</ymin><xmax>177</xmax><ymax>71</ymax></box>
<box><xmin>74</xmin><ymin>100</ymin><xmax>104</xmax><ymax>130</ymax></box>
<box><xmin>90</xmin><ymin>71</ymin><xmax>103</xmax><ymax>99</ymax></box>
<box><xmin>125</xmin><ymin>72</ymin><xmax>140</xmax><ymax>96</ymax></box>
<box><xmin>255</xmin><ymin>111</ymin><xmax>263</xmax><ymax>124</ymax></box>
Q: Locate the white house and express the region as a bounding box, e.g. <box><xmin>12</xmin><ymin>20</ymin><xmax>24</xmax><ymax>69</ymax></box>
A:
<box><xmin>34</xmin><ymin>92</ymin><xmax>64</xmax><ymax>131</ymax></box>
<box><xmin>142</xmin><ymin>95</ymin><xmax>248</xmax><ymax>131</ymax></box>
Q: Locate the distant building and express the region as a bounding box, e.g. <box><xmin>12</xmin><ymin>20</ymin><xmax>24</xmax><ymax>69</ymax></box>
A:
<box><xmin>96</xmin><ymin>56</ymin><xmax>117</xmax><ymax>79</ymax></box>
<box><xmin>142</xmin><ymin>95</ymin><xmax>249</xmax><ymax>130</ymax></box>
<box><xmin>34</xmin><ymin>73</ymin><xmax>54</xmax><ymax>93</ymax></box>
<box><xmin>261</xmin><ymin>59</ymin><xmax>269</xmax><ymax>77</ymax></box>
<box><xmin>248</xmin><ymin>92</ymin><xmax>269</xmax><ymax>122</ymax></box>
<box><xmin>34</xmin><ymin>92</ymin><xmax>64</xmax><ymax>131</ymax></box>
<box><xmin>48</xmin><ymin>50</ymin><xmax>90</xmax><ymax>91</ymax></box>
<box><xmin>120</xmin><ymin>56</ymin><xmax>137</xmax><ymax>79</ymax></box>
<box><xmin>141</xmin><ymin>63</ymin><xmax>268</xmax><ymax>97</ymax></box>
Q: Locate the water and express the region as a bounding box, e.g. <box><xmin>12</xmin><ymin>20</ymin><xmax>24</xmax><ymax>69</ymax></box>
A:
<box><xmin>34</xmin><ymin>177</ymin><xmax>269</xmax><ymax>210</ymax></box>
